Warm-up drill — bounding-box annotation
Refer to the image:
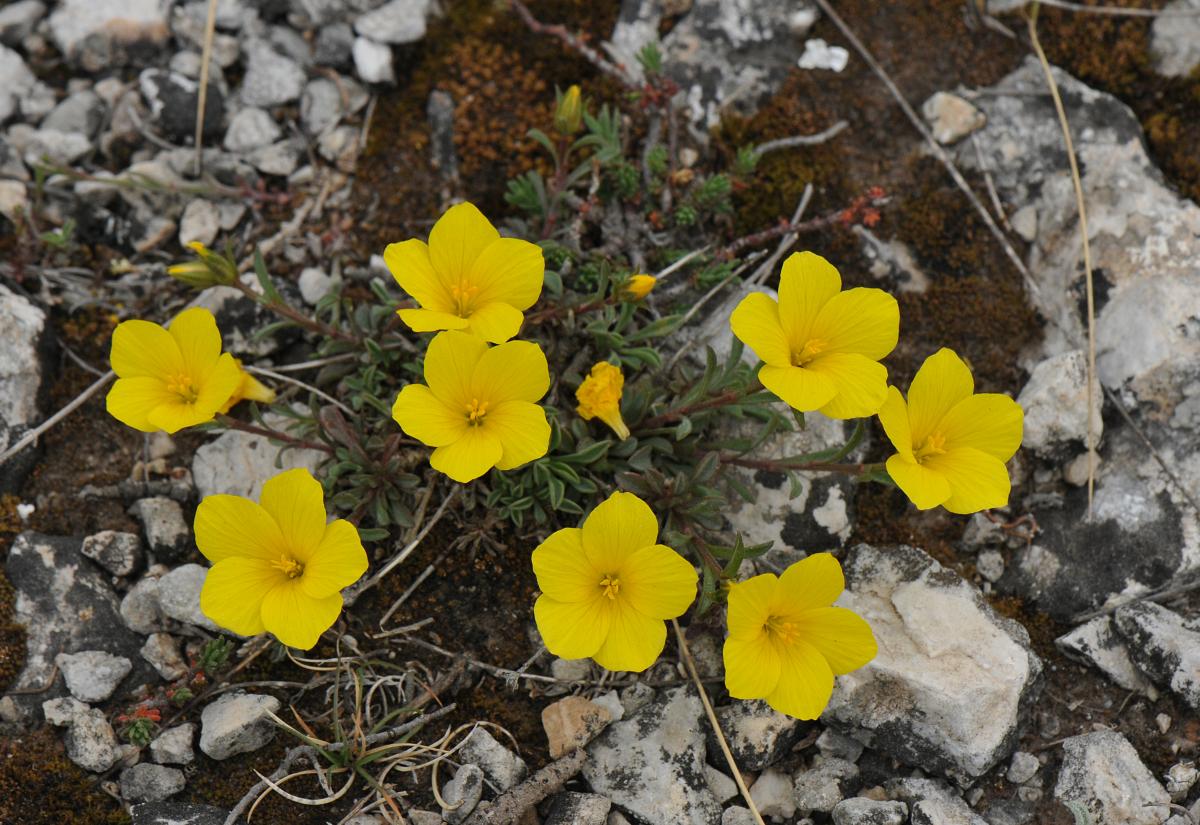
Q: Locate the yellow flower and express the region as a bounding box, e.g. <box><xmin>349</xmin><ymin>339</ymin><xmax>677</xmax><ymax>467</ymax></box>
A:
<box><xmin>218</xmin><ymin>362</ymin><xmax>276</xmax><ymax>415</ymax></box>
<box><xmin>730</xmin><ymin>251</ymin><xmax>899</xmax><ymax>419</ymax></box>
<box><xmin>196</xmin><ymin>468</ymin><xmax>368</xmax><ymax>650</ymax></box>
<box><xmin>575</xmin><ymin>362</ymin><xmax>630</xmax><ymax>440</ymax></box>
<box><xmin>622</xmin><ymin>274</ymin><xmax>656</xmax><ymax>301</ymax></box>
<box><xmin>532</xmin><ymin>491</ymin><xmax>698</xmax><ymax>672</ymax></box>
<box><xmin>384</xmin><ymin>202</ymin><xmax>545</xmax><ymax>343</ymax></box>
<box><xmin>878</xmin><ymin>348</ymin><xmax>1023</xmax><ymax>514</ymax></box>
<box><xmin>555</xmin><ymin>84</ymin><xmax>583</xmax><ymax>135</ymax></box>
<box><xmin>392</xmin><ymin>330</ymin><xmax>551</xmax><ymax>483</ymax></box>
<box><xmin>106</xmin><ymin>307</ymin><xmax>242</xmax><ymax>434</ymax></box>
<box><xmin>723</xmin><ymin>553</ymin><xmax>875</xmax><ymax>720</ymax></box>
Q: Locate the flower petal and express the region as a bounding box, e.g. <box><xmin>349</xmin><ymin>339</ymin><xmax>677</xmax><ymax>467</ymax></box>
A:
<box><xmin>471</xmin><ymin>340</ymin><xmax>550</xmax><ymax>404</ymax></box>
<box><xmin>424</xmin><ymin>330</ymin><xmax>487</xmax><ymax>409</ymax></box>
<box><xmin>486</xmin><ymin>400</ymin><xmax>550</xmax><ymax>471</ymax></box>
<box><xmin>885</xmin><ymin>455</ymin><xmax>951</xmax><ymax>510</ymax></box>
<box><xmin>392</xmin><ymin>384</ymin><xmax>468</xmax><ymax>447</ymax></box>
<box><xmin>260</xmin><ymin>579</ymin><xmax>344</xmax><ymax>650</ymax></box>
<box><xmin>793</xmin><ymin>607</ymin><xmax>877</xmax><ymax>675</ymax></box>
<box><xmin>534</xmin><ymin>594</ymin><xmax>610</xmax><ymax>660</ymax></box>
<box><xmin>200</xmin><ymin>557</ymin><xmax>283</xmax><ymax>637</ymax></box>
<box><xmin>532</xmin><ymin>528</ymin><xmax>598</xmax><ymax>603</ymax></box>
<box><xmin>147</xmin><ymin>396</ymin><xmax>223</xmax><ymax>434</ymax></box>
<box><xmin>923</xmin><ymin>446</ymin><xmax>1012</xmax><ymax>514</ymax></box>
<box><xmin>908</xmin><ymin>348</ymin><xmax>974</xmax><ymax>446</ymax></box>
<box><xmin>192</xmin><ymin>353</ymin><xmax>242</xmax><ymax>417</ymax></box>
<box><xmin>726</xmin><ymin>573</ymin><xmax>778</xmax><ymax>639</ymax></box>
<box><xmin>807</xmin><ymin>352</ymin><xmax>889</xmax><ymax>419</ymax></box>
<box><xmin>723</xmin><ymin>633</ymin><xmax>782</xmax><ymax>699</ymax></box>
<box><xmin>463</xmin><ymin>302</ymin><xmax>525</xmax><ymax>344</ymax></box>
<box><xmin>429</xmin><ymin>426</ymin><xmax>503</xmax><ymax>482</ymax></box>
<box><xmin>730</xmin><ymin>292</ymin><xmax>791</xmax><ymax>367</ymax></box>
<box><xmin>301</xmin><ymin>520</ymin><xmax>368</xmax><ymax>598</ymax></box>
<box><xmin>591</xmin><ymin>601</ymin><xmax>666</xmax><ymax>673</ymax></box>
<box><xmin>259</xmin><ymin>468</ymin><xmax>327</xmax><ymax>562</ymax></box>
<box><xmin>398</xmin><ymin>307</ymin><xmax>471</xmax><ymax>334</ymax></box>
<box><xmin>385</xmin><ymin>239</ymin><xmax>453</xmax><ymax>312</ymax></box>
<box><xmin>194</xmin><ymin>494</ymin><xmax>286</xmax><ymax>563</ymax></box>
<box><xmin>620</xmin><ymin>543</ymin><xmax>698</xmax><ymax>620</ymax></box>
<box><xmin>110</xmin><ymin>319</ymin><xmax>183</xmax><ymax>379</ymax></box>
<box><xmin>428</xmin><ymin>202</ymin><xmax>500</xmax><ymax>286</ymax></box>
<box><xmin>765</xmin><ymin>638</ymin><xmax>834</xmax><ymax>720</ymax></box>
<box><xmin>581</xmin><ymin>491</ymin><xmax>659</xmax><ymax>574</ymax></box>
<box><xmin>469</xmin><ymin>237</ymin><xmax>544</xmax><ymax>311</ymax></box>
<box><xmin>877</xmin><ymin>386</ymin><xmax>914</xmax><ymax>463</ymax></box>
<box><xmin>939</xmin><ymin>394</ymin><xmax>1024</xmax><ymax>462</ymax></box>
<box><xmin>168</xmin><ymin>307</ymin><xmax>223</xmax><ymax>380</ymax></box>
<box><xmin>777</xmin><ymin>251</ymin><xmax>841</xmax><ymax>347</ymax></box>
<box><xmin>759</xmin><ymin>364</ymin><xmax>837</xmax><ymax>412</ymax></box>
<box><xmin>810</xmin><ymin>287</ymin><xmax>899</xmax><ymax>361</ymax></box>
<box><xmin>106</xmin><ymin>377</ymin><xmax>175</xmax><ymax>432</ymax></box>
<box><xmin>772</xmin><ymin>553</ymin><xmax>845</xmax><ymax>617</ymax></box>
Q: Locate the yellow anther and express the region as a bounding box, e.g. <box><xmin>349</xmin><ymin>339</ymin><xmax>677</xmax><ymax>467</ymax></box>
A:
<box><xmin>165</xmin><ymin>373</ymin><xmax>199</xmax><ymax>403</ymax></box>
<box><xmin>270</xmin><ymin>554</ymin><xmax>304</xmax><ymax>579</ymax></box>
<box><xmin>600</xmin><ymin>575</ymin><xmax>620</xmax><ymax>600</ymax></box>
<box><xmin>764</xmin><ymin>615</ymin><xmax>800</xmax><ymax>644</ymax></box>
<box><xmin>466</xmin><ymin>398</ymin><xmax>489</xmax><ymax>425</ymax></box>
<box><xmin>450</xmin><ymin>283</ymin><xmax>480</xmax><ymax>316</ymax></box>
<box><xmin>914</xmin><ymin>431</ymin><xmax>948</xmax><ymax>462</ymax></box>
<box><xmin>791</xmin><ymin>338</ymin><xmax>828</xmax><ymax>367</ymax></box>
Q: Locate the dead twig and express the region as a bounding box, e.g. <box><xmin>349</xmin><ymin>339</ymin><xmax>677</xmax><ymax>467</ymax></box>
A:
<box><xmin>752</xmin><ymin>121</ymin><xmax>849</xmax><ymax>156</ymax></box>
<box><xmin>508</xmin><ymin>0</ymin><xmax>634</xmax><ymax>87</ymax></box>
<box><xmin>466</xmin><ymin>749</ymin><xmax>588</xmax><ymax>825</ymax></box>
<box><xmin>194</xmin><ymin>0</ymin><xmax>219</xmax><ymax>175</ymax></box>
<box><xmin>1101</xmin><ymin>385</ymin><xmax>1200</xmax><ymax>515</ymax></box>
<box><xmin>0</xmin><ymin>370</ymin><xmax>114</xmax><ymax>467</ymax></box>
<box><xmin>1004</xmin><ymin>0</ymin><xmax>1200</xmax><ymax>16</ymax></box>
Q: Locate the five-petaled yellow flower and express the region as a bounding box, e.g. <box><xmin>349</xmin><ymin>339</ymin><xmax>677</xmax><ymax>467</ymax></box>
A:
<box><xmin>392</xmin><ymin>330</ymin><xmax>551</xmax><ymax>483</ymax></box>
<box><xmin>724</xmin><ymin>553</ymin><xmax>875</xmax><ymax>719</ymax></box>
<box><xmin>622</xmin><ymin>274</ymin><xmax>656</xmax><ymax>301</ymax></box>
<box><xmin>106</xmin><ymin>307</ymin><xmax>242</xmax><ymax>434</ymax></box>
<box><xmin>575</xmin><ymin>362</ymin><xmax>630</xmax><ymax>440</ymax></box>
<box><xmin>878</xmin><ymin>348</ymin><xmax>1023</xmax><ymax>514</ymax></box>
<box><xmin>385</xmin><ymin>202</ymin><xmax>545</xmax><ymax>343</ymax></box>
<box><xmin>197</xmin><ymin>468</ymin><xmax>368</xmax><ymax>650</ymax></box>
<box><xmin>730</xmin><ymin>252</ymin><xmax>899</xmax><ymax>419</ymax></box>
<box><xmin>532</xmin><ymin>491</ymin><xmax>698</xmax><ymax>672</ymax></box>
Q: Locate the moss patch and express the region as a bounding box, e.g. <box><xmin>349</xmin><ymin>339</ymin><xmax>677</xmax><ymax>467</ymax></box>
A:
<box><xmin>0</xmin><ymin>729</ymin><xmax>130</xmax><ymax>825</ymax></box>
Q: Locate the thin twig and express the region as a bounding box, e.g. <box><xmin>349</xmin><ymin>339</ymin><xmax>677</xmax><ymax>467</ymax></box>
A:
<box><xmin>0</xmin><ymin>370</ymin><xmax>114</xmax><ymax>467</ymax></box>
<box><xmin>194</xmin><ymin>0</ymin><xmax>219</xmax><ymax>176</ymax></box>
<box><xmin>752</xmin><ymin>121</ymin><xmax>849</xmax><ymax>156</ymax></box>
<box><xmin>467</xmin><ymin>749</ymin><xmax>588</xmax><ymax>825</ymax></box>
<box><xmin>214</xmin><ymin>415</ymin><xmax>333</xmax><ymax>453</ymax></box>
<box><xmin>244</xmin><ymin>365</ymin><xmax>354</xmax><ymax>416</ymax></box>
<box><xmin>749</xmin><ymin>184</ymin><xmax>814</xmax><ymax>286</ymax></box>
<box><xmin>508</xmin><ymin>0</ymin><xmax>634</xmax><ymax>87</ymax></box>
<box><xmin>346</xmin><ymin>489</ymin><xmax>457</xmax><ymax>604</ymax></box>
<box><xmin>1006</xmin><ymin>0</ymin><xmax>1200</xmax><ymax>16</ymax></box>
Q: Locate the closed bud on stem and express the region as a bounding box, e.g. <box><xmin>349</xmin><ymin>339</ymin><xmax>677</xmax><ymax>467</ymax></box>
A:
<box><xmin>167</xmin><ymin>242</ymin><xmax>237</xmax><ymax>288</ymax></box>
<box><xmin>621</xmin><ymin>273</ymin><xmax>656</xmax><ymax>301</ymax></box>
<box><xmin>554</xmin><ymin>84</ymin><xmax>583</xmax><ymax>136</ymax></box>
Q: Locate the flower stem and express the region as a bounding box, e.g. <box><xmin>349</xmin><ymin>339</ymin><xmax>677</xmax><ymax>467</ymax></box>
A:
<box><xmin>720</xmin><ymin>455</ymin><xmax>881</xmax><ymax>477</ymax></box>
<box><xmin>230</xmin><ymin>279</ymin><xmax>359</xmax><ymax>343</ymax></box>
<box><xmin>216</xmin><ymin>415</ymin><xmax>333</xmax><ymax>454</ymax></box>
<box><xmin>637</xmin><ymin>380</ymin><xmax>764</xmax><ymax>431</ymax></box>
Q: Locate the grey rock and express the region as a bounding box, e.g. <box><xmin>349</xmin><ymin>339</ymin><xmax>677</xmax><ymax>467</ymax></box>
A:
<box><xmin>42</xmin><ymin>91</ymin><xmax>106</xmax><ymax>139</ymax></box>
<box><xmin>300</xmin><ymin>77</ymin><xmax>343</xmax><ymax>135</ymax></box>
<box><xmin>619</xmin><ymin>681</ymin><xmax>655</xmax><ymax>716</ymax></box>
<box><xmin>1017</xmin><ymin>350</ymin><xmax>1102</xmax><ymax>457</ymax></box>
<box><xmin>832</xmin><ymin>798</ymin><xmax>908</xmax><ymax>825</ymax></box>
<box><xmin>151</xmin><ymin>723</ymin><xmax>197</xmax><ymax>765</ymax></box>
<box><xmin>982</xmin><ymin>798</ymin><xmax>1036</xmax><ymax>825</ymax></box>
<box><xmin>887</xmin><ymin>777</ymin><xmax>987</xmax><ymax>825</ymax></box>
<box><xmin>407</xmin><ymin>811</ymin><xmax>443</xmax><ymax>825</ymax></box>
<box><xmin>139</xmin><ymin>69</ymin><xmax>225</xmax><ymax>142</ymax></box>
<box><xmin>48</xmin><ymin>0</ymin><xmax>170</xmax><ymax>70</ymax></box>
<box><xmin>1166</xmin><ymin>761</ymin><xmax>1198</xmax><ymax>801</ymax></box>
<box><xmin>0</xmin><ymin>179</ymin><xmax>26</xmax><ymax>223</ymax></box>
<box><xmin>583</xmin><ymin>686</ymin><xmax>722</xmax><ymax>825</ymax></box>
<box><xmin>56</xmin><ymin>650</ymin><xmax>133</xmax><ymax>703</ymax></box>
<box><xmin>316</xmin><ymin>124</ymin><xmax>359</xmax><ymax>170</ymax></box>
<box><xmin>81</xmin><ymin>530</ymin><xmax>144</xmax><ymax>577</ymax></box>
<box><xmin>241</xmin><ymin>40</ymin><xmax>306</xmax><ymax>107</ymax></box>
<box><xmin>1054</xmin><ymin>730</ymin><xmax>1170</xmax><ymax>825</ymax></box>
<box><xmin>1151</xmin><ymin>0</ymin><xmax>1200</xmax><ymax>78</ymax></box>
<box><xmin>457</xmin><ymin>727</ymin><xmax>527</xmax><ymax>792</ymax></box>
<box><xmin>223</xmin><ymin>107</ymin><xmax>281</xmax><ymax>153</ymax></box>
<box><xmin>721</xmin><ymin>808</ymin><xmax>756</xmax><ymax>825</ymax></box>
<box><xmin>192</xmin><ymin>413</ymin><xmax>325</xmax><ymax>499</ymax></box>
<box><xmin>816</xmin><ymin>728</ymin><xmax>865</xmax><ymax>763</ymax></box>
<box><xmin>976</xmin><ymin>550</ymin><xmax>1005</xmax><ymax>584</ymax></box>
<box><xmin>157</xmin><ymin>564</ymin><xmax>217</xmax><ymax>631</ymax></box>
<box><xmin>1113</xmin><ymin>601</ymin><xmax>1200</xmax><ymax>710</ymax></box>
<box><xmin>427</xmin><ymin>88</ymin><xmax>458</xmax><ymax>183</ymax></box>
<box><xmin>64</xmin><ymin>706</ymin><xmax>120</xmax><ymax>772</ymax></box>
<box><xmin>545</xmin><ymin>792</ymin><xmax>611</xmax><ymax>825</ymax></box>
<box><xmin>922</xmin><ymin>91</ymin><xmax>986</xmax><ymax>145</ymax></box>
<box><xmin>0</xmin><ymin>44</ymin><xmax>35</xmax><ymax>124</ymax></box>
<box><xmin>748</xmin><ymin>767</ymin><xmax>795</xmax><ymax>820</ymax></box>
<box><xmin>1006</xmin><ymin>751</ymin><xmax>1040</xmax><ymax>785</ymax></box>
<box><xmin>248</xmin><ymin>139</ymin><xmax>303</xmax><ymax>177</ymax></box>
<box><xmin>199</xmin><ymin>692</ymin><xmax>281</xmax><ymax>760</ymax></box>
<box><xmin>705</xmin><ymin>765</ymin><xmax>737</xmax><ymax>803</ymax></box>
<box><xmin>0</xmin><ymin>1</ymin><xmax>45</xmax><ymax>46</ymax></box>
<box><xmin>186</xmin><ymin>282</ymin><xmax>292</xmax><ymax>358</ymax></box>
<box><xmin>130</xmin><ymin>497</ymin><xmax>191</xmax><ymax>562</ymax></box>
<box><xmin>1056</xmin><ymin>615</ymin><xmax>1158</xmax><ymax>697</ymax></box>
<box><xmin>142</xmin><ymin>632</ymin><xmax>188</xmax><ymax>681</ymax></box>
<box><xmin>353</xmin><ymin>0</ymin><xmax>431</xmax><ymax>44</ymax></box>
<box><xmin>794</xmin><ymin>757</ymin><xmax>858</xmax><ymax>814</ymax></box>
<box><xmin>0</xmin><ymin>284</ymin><xmax>50</xmax><ymax>491</ymax></box>
<box><xmin>314</xmin><ymin>23</ymin><xmax>354</xmax><ymax>67</ymax></box>
<box><xmin>121</xmin><ymin>575</ymin><xmax>172</xmax><ymax>634</ymax></box>
<box><xmin>131</xmin><ymin>802</ymin><xmax>242</xmax><ymax>825</ymax></box>
<box><xmin>352</xmin><ymin>37</ymin><xmax>394</xmax><ymax>84</ymax></box>
<box><xmin>441</xmin><ymin>763</ymin><xmax>484</xmax><ymax>825</ymax></box>
<box><xmin>43</xmin><ymin>696</ymin><xmax>88</xmax><ymax>727</ymax></box>
<box><xmin>298</xmin><ymin>267</ymin><xmax>335</xmax><ymax>306</ymax></box>
<box><xmin>268</xmin><ymin>24</ymin><xmax>313</xmax><ymax>65</ymax></box>
<box><xmin>121</xmin><ymin>763</ymin><xmax>186</xmax><ymax>803</ymax></box>
<box><xmin>11</xmin><ymin>125</ymin><xmax>92</xmax><ymax>167</ymax></box>
<box><xmin>179</xmin><ymin>199</ymin><xmax>220</xmax><ymax>247</ymax></box>
<box><xmin>710</xmin><ymin>700</ymin><xmax>805</xmax><ymax>771</ymax></box>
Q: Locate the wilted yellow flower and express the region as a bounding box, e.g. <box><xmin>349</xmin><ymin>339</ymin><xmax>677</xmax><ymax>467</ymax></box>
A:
<box><xmin>724</xmin><ymin>553</ymin><xmax>875</xmax><ymax>720</ymax></box>
<box><xmin>218</xmin><ymin>362</ymin><xmax>276</xmax><ymax>415</ymax></box>
<box><xmin>878</xmin><ymin>348</ymin><xmax>1023</xmax><ymax>514</ymax></box>
<box><xmin>392</xmin><ymin>330</ymin><xmax>551</xmax><ymax>482</ymax></box>
<box><xmin>730</xmin><ymin>252</ymin><xmax>899</xmax><ymax>419</ymax></box>
<box><xmin>106</xmin><ymin>307</ymin><xmax>242</xmax><ymax>434</ymax></box>
<box><xmin>197</xmin><ymin>468</ymin><xmax>368</xmax><ymax>650</ymax></box>
<box><xmin>575</xmin><ymin>362</ymin><xmax>630</xmax><ymax>440</ymax></box>
<box><xmin>622</xmin><ymin>274</ymin><xmax>656</xmax><ymax>301</ymax></box>
<box><xmin>532</xmin><ymin>491</ymin><xmax>697</xmax><ymax>672</ymax></box>
<box><xmin>555</xmin><ymin>84</ymin><xmax>583</xmax><ymax>135</ymax></box>
<box><xmin>384</xmin><ymin>202</ymin><xmax>544</xmax><ymax>343</ymax></box>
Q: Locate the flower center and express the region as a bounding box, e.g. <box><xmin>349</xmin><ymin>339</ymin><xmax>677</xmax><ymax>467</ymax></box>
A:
<box><xmin>791</xmin><ymin>338</ymin><xmax>828</xmax><ymax>367</ymax></box>
<box><xmin>763</xmin><ymin>615</ymin><xmax>801</xmax><ymax>645</ymax></box>
<box><xmin>466</xmin><ymin>398</ymin><xmax>489</xmax><ymax>425</ymax></box>
<box><xmin>165</xmin><ymin>372</ymin><xmax>199</xmax><ymax>404</ymax></box>
<box><xmin>270</xmin><ymin>554</ymin><xmax>304</xmax><ymax>579</ymax></box>
<box><xmin>599</xmin><ymin>575</ymin><xmax>621</xmax><ymax>600</ymax></box>
<box><xmin>450</xmin><ymin>283</ymin><xmax>480</xmax><ymax>316</ymax></box>
<box><xmin>914</xmin><ymin>431</ymin><xmax>947</xmax><ymax>462</ymax></box>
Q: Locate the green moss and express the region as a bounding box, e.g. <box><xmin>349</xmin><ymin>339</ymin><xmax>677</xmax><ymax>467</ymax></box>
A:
<box><xmin>0</xmin><ymin>730</ymin><xmax>130</xmax><ymax>825</ymax></box>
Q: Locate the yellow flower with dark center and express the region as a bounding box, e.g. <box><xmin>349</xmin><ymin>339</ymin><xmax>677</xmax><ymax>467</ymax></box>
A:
<box><xmin>730</xmin><ymin>251</ymin><xmax>899</xmax><ymax>419</ymax></box>
<box><xmin>384</xmin><ymin>202</ymin><xmax>545</xmax><ymax>344</ymax></box>
<box><xmin>532</xmin><ymin>491</ymin><xmax>698</xmax><ymax>672</ymax></box>
<box><xmin>622</xmin><ymin>274</ymin><xmax>656</xmax><ymax>301</ymax></box>
<box><xmin>391</xmin><ymin>330</ymin><xmax>551</xmax><ymax>482</ymax></box>
<box><xmin>106</xmin><ymin>307</ymin><xmax>242</xmax><ymax>434</ymax></box>
<box><xmin>723</xmin><ymin>553</ymin><xmax>876</xmax><ymax>719</ymax></box>
<box><xmin>878</xmin><ymin>348</ymin><xmax>1023</xmax><ymax>514</ymax></box>
<box><xmin>575</xmin><ymin>362</ymin><xmax>630</xmax><ymax>439</ymax></box>
<box><xmin>196</xmin><ymin>468</ymin><xmax>368</xmax><ymax>650</ymax></box>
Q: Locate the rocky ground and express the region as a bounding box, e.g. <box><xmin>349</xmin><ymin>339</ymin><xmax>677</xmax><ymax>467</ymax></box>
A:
<box><xmin>1</xmin><ymin>1</ymin><xmax>1200</xmax><ymax>824</ymax></box>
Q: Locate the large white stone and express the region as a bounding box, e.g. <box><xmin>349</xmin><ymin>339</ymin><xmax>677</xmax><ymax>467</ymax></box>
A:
<box><xmin>1054</xmin><ymin>730</ymin><xmax>1169</xmax><ymax>825</ymax></box>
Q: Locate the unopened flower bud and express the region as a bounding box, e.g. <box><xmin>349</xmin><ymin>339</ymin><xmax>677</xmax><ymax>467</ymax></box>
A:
<box><xmin>555</xmin><ymin>84</ymin><xmax>583</xmax><ymax>135</ymax></box>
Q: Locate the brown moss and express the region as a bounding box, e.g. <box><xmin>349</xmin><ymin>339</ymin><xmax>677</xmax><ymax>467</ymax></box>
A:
<box><xmin>0</xmin><ymin>729</ymin><xmax>130</xmax><ymax>825</ymax></box>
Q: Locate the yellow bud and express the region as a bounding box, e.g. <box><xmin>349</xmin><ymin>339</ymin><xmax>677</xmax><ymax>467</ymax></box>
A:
<box><xmin>622</xmin><ymin>274</ymin><xmax>656</xmax><ymax>301</ymax></box>
<box><xmin>167</xmin><ymin>243</ymin><xmax>237</xmax><ymax>289</ymax></box>
<box><xmin>554</xmin><ymin>84</ymin><xmax>583</xmax><ymax>135</ymax></box>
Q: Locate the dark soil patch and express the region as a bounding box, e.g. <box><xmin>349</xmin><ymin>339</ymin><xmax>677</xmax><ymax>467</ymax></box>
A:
<box><xmin>0</xmin><ymin>728</ymin><xmax>130</xmax><ymax>825</ymax></box>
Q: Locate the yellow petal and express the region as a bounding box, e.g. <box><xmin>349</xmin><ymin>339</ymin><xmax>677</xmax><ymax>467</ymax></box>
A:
<box><xmin>723</xmin><ymin>632</ymin><xmax>782</xmax><ymax>699</ymax></box>
<box><xmin>385</xmin><ymin>239</ymin><xmax>454</xmax><ymax>312</ymax></box>
<box><xmin>772</xmin><ymin>553</ymin><xmax>845</xmax><ymax>616</ymax></box>
<box><xmin>168</xmin><ymin>307</ymin><xmax>223</xmax><ymax>380</ymax></box>
<box><xmin>807</xmin><ymin>352</ymin><xmax>889</xmax><ymax>419</ymax></box>
<box><xmin>726</xmin><ymin>573</ymin><xmax>778</xmax><ymax>639</ymax></box>
<box><xmin>486</xmin><ymin>400</ymin><xmax>551</xmax><ymax>471</ymax></box>
<box><xmin>428</xmin><ymin>202</ymin><xmax>500</xmax><ymax>286</ymax></box>
<box><xmin>730</xmin><ymin>292</ymin><xmax>791</xmax><ymax>367</ymax></box>
<box><xmin>532</xmin><ymin>528</ymin><xmax>598</xmax><ymax>603</ymax></box>
<box><xmin>430</xmin><ymin>425</ymin><xmax>503</xmax><ymax>482</ymax></box>
<box><xmin>923</xmin><ymin>446</ymin><xmax>1011</xmax><ymax>514</ymax></box>
<box><xmin>110</xmin><ymin>319</ymin><xmax>183</xmax><ymax>379</ymax></box>
<box><xmin>191</xmin><ymin>352</ymin><xmax>242</xmax><ymax>418</ymax></box>
<box><xmin>424</xmin><ymin>330</ymin><xmax>487</xmax><ymax>409</ymax></box>
<box><xmin>908</xmin><ymin>348</ymin><xmax>974</xmax><ymax>446</ymax></box>
<box><xmin>581</xmin><ymin>491</ymin><xmax>659</xmax><ymax>574</ymax></box>
<box><xmin>939</xmin><ymin>394</ymin><xmax>1024</xmax><ymax>462</ymax></box>
<box><xmin>534</xmin><ymin>594</ymin><xmax>610</xmax><ymax>660</ymax></box>
<box><xmin>199</xmin><ymin>557</ymin><xmax>283</xmax><ymax>636</ymax></box>
<box><xmin>619</xmin><ymin>543</ymin><xmax>697</xmax><ymax>620</ymax></box>
<box><xmin>877</xmin><ymin>386</ymin><xmax>914</xmax><ymax>463</ymax></box>
<box><xmin>106</xmin><ymin>377</ymin><xmax>175</xmax><ymax>432</ymax></box>
<box><xmin>885</xmin><ymin>454</ymin><xmax>951</xmax><ymax>510</ymax></box>
<box><xmin>398</xmin><ymin>307</ymin><xmax>471</xmax><ymax>333</ymax></box>
<box><xmin>759</xmin><ymin>364</ymin><xmax>837</xmax><ymax>412</ymax></box>
<box><xmin>469</xmin><ymin>237</ymin><xmax>545</xmax><ymax>311</ymax></box>
<box><xmin>463</xmin><ymin>301</ymin><xmax>525</xmax><ymax>344</ymax></box>
<box><xmin>777</xmin><ymin>251</ymin><xmax>841</xmax><ymax>347</ymax></box>
<box><xmin>259</xmin><ymin>468</ymin><xmax>327</xmax><ymax>561</ymax></box>
<box><xmin>194</xmin><ymin>494</ymin><xmax>286</xmax><ymax>563</ymax></box>
<box><xmin>301</xmin><ymin>519</ymin><xmax>368</xmax><ymax>598</ymax></box>
<box><xmin>765</xmin><ymin>638</ymin><xmax>834</xmax><ymax>720</ymax></box>
<box><xmin>792</xmin><ymin>607</ymin><xmax>877</xmax><ymax>675</ymax></box>
<box><xmin>810</xmin><ymin>287</ymin><xmax>899</xmax><ymax>361</ymax></box>
<box><xmin>471</xmin><ymin>340</ymin><xmax>549</xmax><ymax>404</ymax></box>
<box><xmin>392</xmin><ymin>384</ymin><xmax>468</xmax><ymax>447</ymax></box>
<box><xmin>260</xmin><ymin>579</ymin><xmax>344</xmax><ymax>650</ymax></box>
<box><xmin>591</xmin><ymin>601</ymin><xmax>666</xmax><ymax>673</ymax></box>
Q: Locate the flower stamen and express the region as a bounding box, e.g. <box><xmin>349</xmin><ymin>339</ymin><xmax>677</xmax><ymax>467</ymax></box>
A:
<box><xmin>270</xmin><ymin>554</ymin><xmax>304</xmax><ymax>579</ymax></box>
<box><xmin>466</xmin><ymin>398</ymin><xmax>489</xmax><ymax>425</ymax></box>
<box><xmin>914</xmin><ymin>431</ymin><xmax>947</xmax><ymax>462</ymax></box>
<box><xmin>599</xmin><ymin>575</ymin><xmax>620</xmax><ymax>600</ymax></box>
<box><xmin>450</xmin><ymin>283</ymin><xmax>480</xmax><ymax>316</ymax></box>
<box><xmin>164</xmin><ymin>372</ymin><xmax>199</xmax><ymax>404</ymax></box>
<box><xmin>764</xmin><ymin>615</ymin><xmax>800</xmax><ymax>645</ymax></box>
<box><xmin>791</xmin><ymin>338</ymin><xmax>828</xmax><ymax>367</ymax></box>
